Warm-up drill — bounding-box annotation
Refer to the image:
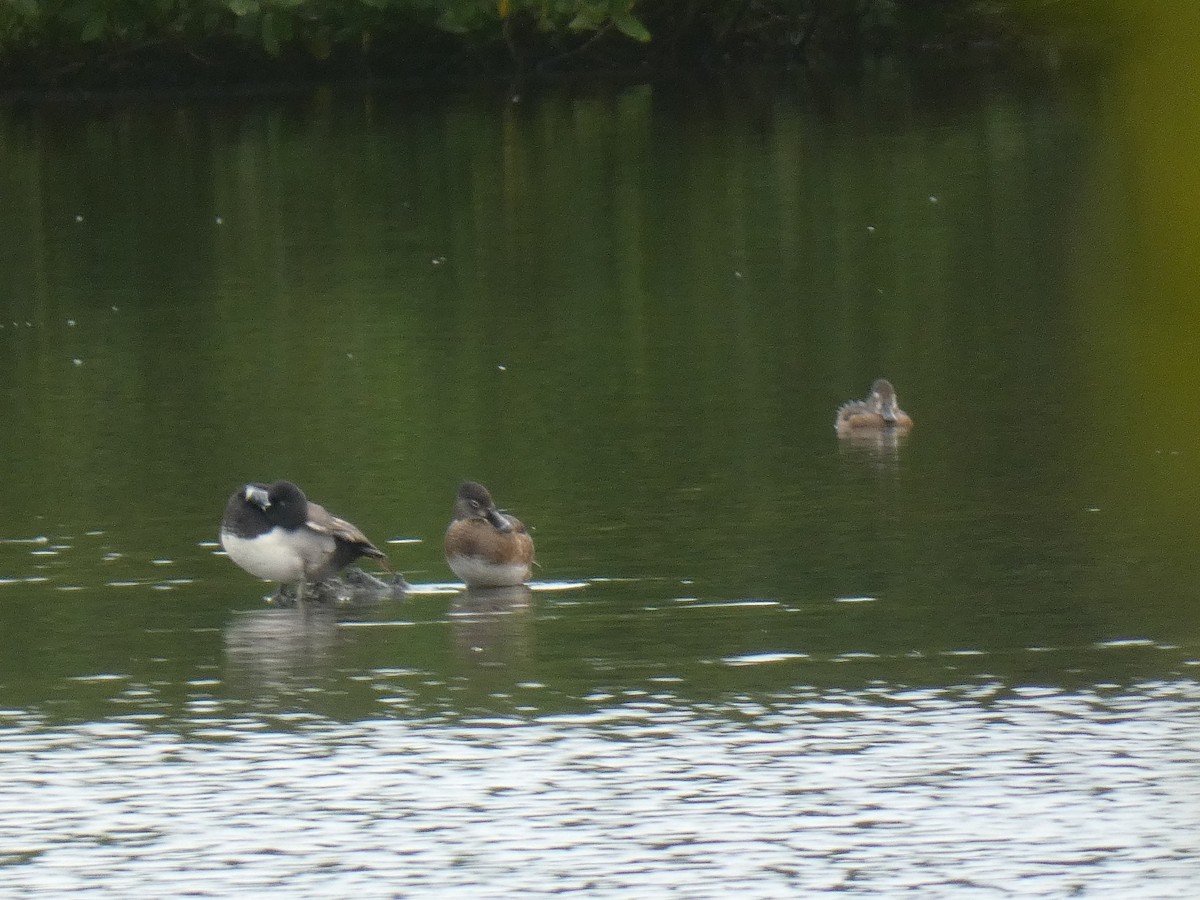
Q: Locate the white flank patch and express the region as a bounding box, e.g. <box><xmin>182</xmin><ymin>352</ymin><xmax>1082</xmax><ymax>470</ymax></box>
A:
<box><xmin>447</xmin><ymin>555</ymin><xmax>530</xmax><ymax>588</ymax></box>
<box><xmin>220</xmin><ymin>528</ymin><xmax>310</xmax><ymax>583</ymax></box>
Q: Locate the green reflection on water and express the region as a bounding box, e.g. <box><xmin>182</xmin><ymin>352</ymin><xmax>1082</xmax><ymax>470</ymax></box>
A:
<box><xmin>0</xmin><ymin>71</ymin><xmax>1197</xmax><ymax>723</ymax></box>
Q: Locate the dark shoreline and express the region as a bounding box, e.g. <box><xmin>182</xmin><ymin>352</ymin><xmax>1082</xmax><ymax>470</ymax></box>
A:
<box><xmin>0</xmin><ymin>5</ymin><xmax>1117</xmax><ymax>98</ymax></box>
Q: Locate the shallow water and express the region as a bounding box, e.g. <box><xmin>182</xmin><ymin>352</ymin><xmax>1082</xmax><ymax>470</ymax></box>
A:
<box><xmin>1</xmin><ymin>68</ymin><xmax>1199</xmax><ymax>895</ymax></box>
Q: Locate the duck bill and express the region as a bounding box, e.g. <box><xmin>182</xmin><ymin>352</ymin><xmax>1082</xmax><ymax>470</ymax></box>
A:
<box><xmin>879</xmin><ymin>398</ymin><xmax>899</xmax><ymax>424</ymax></box>
<box><xmin>486</xmin><ymin>508</ymin><xmax>514</xmax><ymax>533</ymax></box>
<box><xmin>243</xmin><ymin>484</ymin><xmax>271</xmax><ymax>509</ymax></box>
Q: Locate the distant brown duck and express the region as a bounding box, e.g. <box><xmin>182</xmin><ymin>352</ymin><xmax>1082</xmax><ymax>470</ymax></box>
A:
<box><xmin>444</xmin><ymin>481</ymin><xmax>535</xmax><ymax>588</ymax></box>
<box><xmin>836</xmin><ymin>378</ymin><xmax>914</xmax><ymax>437</ymax></box>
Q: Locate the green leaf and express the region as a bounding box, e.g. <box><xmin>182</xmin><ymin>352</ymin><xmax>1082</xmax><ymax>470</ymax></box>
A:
<box><xmin>80</xmin><ymin>12</ymin><xmax>107</xmax><ymax>43</ymax></box>
<box><xmin>435</xmin><ymin>8</ymin><xmax>470</xmax><ymax>34</ymax></box>
<box><xmin>227</xmin><ymin>0</ymin><xmax>258</xmax><ymax>17</ymax></box>
<box><xmin>611</xmin><ymin>9</ymin><xmax>650</xmax><ymax>42</ymax></box>
<box><xmin>568</xmin><ymin>7</ymin><xmax>605</xmax><ymax>32</ymax></box>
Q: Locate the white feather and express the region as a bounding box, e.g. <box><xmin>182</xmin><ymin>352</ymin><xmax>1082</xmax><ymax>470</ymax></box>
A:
<box><xmin>447</xmin><ymin>554</ymin><xmax>530</xmax><ymax>588</ymax></box>
<box><xmin>220</xmin><ymin>526</ymin><xmax>334</xmax><ymax>583</ymax></box>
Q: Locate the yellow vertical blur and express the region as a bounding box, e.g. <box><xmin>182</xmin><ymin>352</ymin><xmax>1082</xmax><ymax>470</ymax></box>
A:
<box><xmin>1059</xmin><ymin>3</ymin><xmax>1200</xmax><ymax>519</ymax></box>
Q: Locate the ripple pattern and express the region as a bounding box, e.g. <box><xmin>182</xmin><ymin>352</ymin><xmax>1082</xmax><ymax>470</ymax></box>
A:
<box><xmin>1</xmin><ymin>682</ymin><xmax>1198</xmax><ymax>897</ymax></box>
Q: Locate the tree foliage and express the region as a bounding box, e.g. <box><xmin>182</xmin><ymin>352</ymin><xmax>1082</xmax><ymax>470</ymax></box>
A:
<box><xmin>0</xmin><ymin>1</ymin><xmax>1077</xmax><ymax>86</ymax></box>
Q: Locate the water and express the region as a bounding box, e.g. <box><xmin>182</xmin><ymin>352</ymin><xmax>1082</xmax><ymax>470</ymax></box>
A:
<box><xmin>1</xmin><ymin>68</ymin><xmax>1199</xmax><ymax>896</ymax></box>
<box><xmin>1</xmin><ymin>682</ymin><xmax>1197</xmax><ymax>896</ymax></box>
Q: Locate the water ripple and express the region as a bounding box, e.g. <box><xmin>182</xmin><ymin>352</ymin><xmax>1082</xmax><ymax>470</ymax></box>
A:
<box><xmin>0</xmin><ymin>682</ymin><xmax>1197</xmax><ymax>896</ymax></box>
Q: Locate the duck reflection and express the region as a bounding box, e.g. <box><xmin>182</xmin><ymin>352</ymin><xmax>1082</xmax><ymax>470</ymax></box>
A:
<box><xmin>836</xmin><ymin>425</ymin><xmax>907</xmax><ymax>467</ymax></box>
<box><xmin>449</xmin><ymin>585</ymin><xmax>534</xmax><ymax>668</ymax></box>
<box><xmin>223</xmin><ymin>604</ymin><xmax>341</xmax><ymax>689</ymax></box>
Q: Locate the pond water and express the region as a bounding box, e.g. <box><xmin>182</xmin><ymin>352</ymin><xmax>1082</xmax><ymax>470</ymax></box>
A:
<box><xmin>1</xmin><ymin>66</ymin><xmax>1199</xmax><ymax>896</ymax></box>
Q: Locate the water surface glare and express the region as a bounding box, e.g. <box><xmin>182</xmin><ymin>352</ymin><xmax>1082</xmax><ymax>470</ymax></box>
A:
<box><xmin>1</xmin><ymin>683</ymin><xmax>1196</xmax><ymax>897</ymax></box>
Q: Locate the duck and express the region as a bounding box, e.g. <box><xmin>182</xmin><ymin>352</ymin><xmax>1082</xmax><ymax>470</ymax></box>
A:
<box><xmin>836</xmin><ymin>378</ymin><xmax>913</xmax><ymax>436</ymax></box>
<box><xmin>220</xmin><ymin>479</ymin><xmax>392</xmax><ymax>600</ymax></box>
<box><xmin>444</xmin><ymin>481</ymin><xmax>535</xmax><ymax>588</ymax></box>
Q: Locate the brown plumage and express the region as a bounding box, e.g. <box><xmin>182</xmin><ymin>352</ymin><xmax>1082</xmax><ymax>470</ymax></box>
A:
<box><xmin>304</xmin><ymin>500</ymin><xmax>393</xmax><ymax>576</ymax></box>
<box><xmin>836</xmin><ymin>378</ymin><xmax>914</xmax><ymax>437</ymax></box>
<box><xmin>444</xmin><ymin>481</ymin><xmax>535</xmax><ymax>588</ymax></box>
